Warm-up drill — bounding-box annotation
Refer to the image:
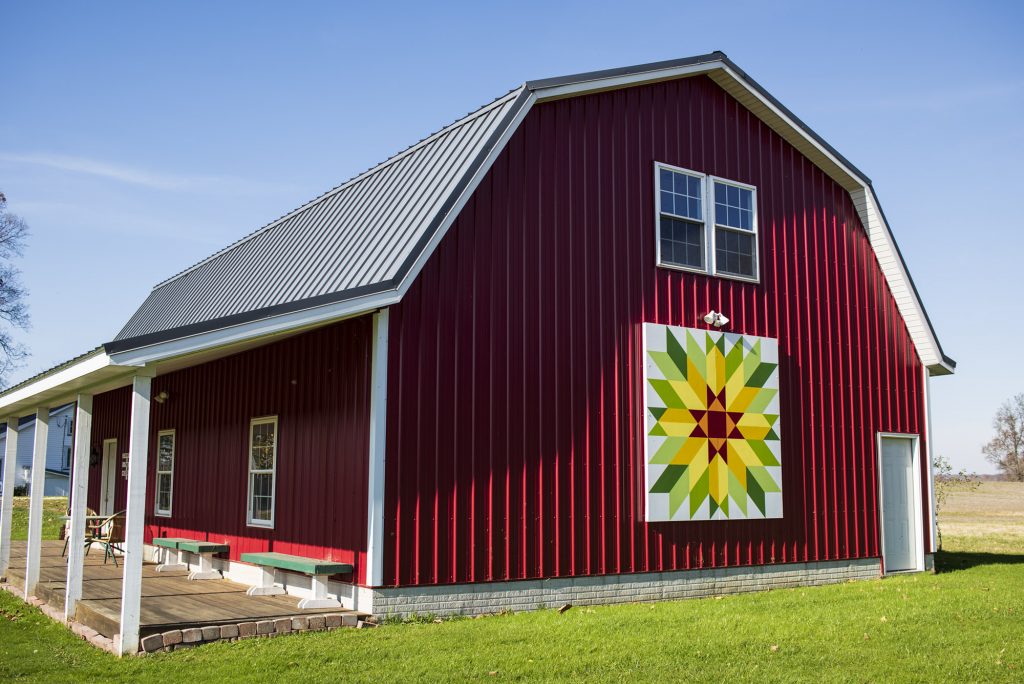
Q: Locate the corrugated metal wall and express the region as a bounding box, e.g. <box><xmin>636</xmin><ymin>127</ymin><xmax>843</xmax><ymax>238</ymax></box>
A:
<box><xmin>87</xmin><ymin>317</ymin><xmax>374</xmax><ymax>583</ymax></box>
<box><xmin>383</xmin><ymin>74</ymin><xmax>928</xmax><ymax>588</ymax></box>
<box><xmin>87</xmin><ymin>386</ymin><xmax>130</xmax><ymax>513</ymax></box>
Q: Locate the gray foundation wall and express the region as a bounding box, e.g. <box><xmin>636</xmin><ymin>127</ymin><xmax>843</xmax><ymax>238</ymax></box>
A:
<box><xmin>371</xmin><ymin>557</ymin><xmax>884</xmax><ymax>618</ymax></box>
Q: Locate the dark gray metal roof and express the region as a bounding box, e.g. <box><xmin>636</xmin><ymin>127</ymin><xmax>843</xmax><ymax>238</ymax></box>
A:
<box><xmin>108</xmin><ymin>87</ymin><xmax>529</xmax><ymax>352</ymax></box>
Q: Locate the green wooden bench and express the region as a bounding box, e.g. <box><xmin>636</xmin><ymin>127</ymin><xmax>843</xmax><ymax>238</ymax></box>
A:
<box><xmin>152</xmin><ymin>537</ymin><xmax>229</xmax><ymax>580</ymax></box>
<box><xmin>152</xmin><ymin>537</ymin><xmax>194</xmax><ymax>573</ymax></box>
<box><xmin>240</xmin><ymin>551</ymin><xmax>352</xmax><ymax>609</ymax></box>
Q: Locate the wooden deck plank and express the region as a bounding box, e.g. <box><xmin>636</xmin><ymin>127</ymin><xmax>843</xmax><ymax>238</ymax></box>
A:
<box><xmin>5</xmin><ymin>540</ymin><xmax>363</xmax><ymax>639</ymax></box>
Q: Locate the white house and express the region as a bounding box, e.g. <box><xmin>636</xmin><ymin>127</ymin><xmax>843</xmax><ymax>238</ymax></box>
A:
<box><xmin>0</xmin><ymin>403</ymin><xmax>75</xmax><ymax>496</ymax></box>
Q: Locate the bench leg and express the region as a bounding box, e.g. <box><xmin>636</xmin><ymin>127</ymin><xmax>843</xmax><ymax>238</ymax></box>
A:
<box><xmin>246</xmin><ymin>566</ymin><xmax>285</xmax><ymax>596</ymax></box>
<box><xmin>187</xmin><ymin>551</ymin><xmax>223</xmax><ymax>580</ymax></box>
<box><xmin>297</xmin><ymin>574</ymin><xmax>341</xmax><ymax>609</ymax></box>
<box><xmin>155</xmin><ymin>547</ymin><xmax>187</xmax><ymax>573</ymax></box>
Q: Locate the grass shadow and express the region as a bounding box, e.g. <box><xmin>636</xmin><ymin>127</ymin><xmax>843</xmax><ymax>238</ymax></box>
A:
<box><xmin>935</xmin><ymin>549</ymin><xmax>1024</xmax><ymax>573</ymax></box>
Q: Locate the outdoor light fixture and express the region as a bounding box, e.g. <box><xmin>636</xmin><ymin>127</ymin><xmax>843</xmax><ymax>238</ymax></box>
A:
<box><xmin>154</xmin><ymin>391</ymin><xmax>169</xmax><ymax>404</ymax></box>
<box><xmin>702</xmin><ymin>310</ymin><xmax>730</xmax><ymax>328</ymax></box>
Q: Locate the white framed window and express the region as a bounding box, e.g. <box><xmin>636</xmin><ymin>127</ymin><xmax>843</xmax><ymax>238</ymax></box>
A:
<box><xmin>656</xmin><ymin>163</ymin><xmax>707</xmax><ymax>273</ymax></box>
<box><xmin>710</xmin><ymin>176</ymin><xmax>759</xmax><ymax>281</ymax></box>
<box><xmin>154</xmin><ymin>429</ymin><xmax>175</xmax><ymax>517</ymax></box>
<box><xmin>246</xmin><ymin>416</ymin><xmax>278</xmax><ymax>528</ymax></box>
<box><xmin>655</xmin><ymin>163</ymin><xmax>759</xmax><ymax>282</ymax></box>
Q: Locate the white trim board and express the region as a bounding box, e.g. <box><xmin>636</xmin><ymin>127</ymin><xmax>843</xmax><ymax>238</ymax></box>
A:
<box><xmin>876</xmin><ymin>432</ymin><xmax>926</xmax><ymax>574</ymax></box>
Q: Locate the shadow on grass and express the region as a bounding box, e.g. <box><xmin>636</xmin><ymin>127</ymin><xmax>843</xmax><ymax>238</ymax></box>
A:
<box><xmin>935</xmin><ymin>550</ymin><xmax>1024</xmax><ymax>573</ymax></box>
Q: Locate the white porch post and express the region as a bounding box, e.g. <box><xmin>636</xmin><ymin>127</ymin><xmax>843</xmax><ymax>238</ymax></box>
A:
<box><xmin>65</xmin><ymin>394</ymin><xmax>93</xmax><ymax>621</ymax></box>
<box><xmin>364</xmin><ymin>309</ymin><xmax>389</xmax><ymax>589</ymax></box>
<box><xmin>24</xmin><ymin>407</ymin><xmax>50</xmax><ymax>598</ymax></box>
<box><xmin>0</xmin><ymin>417</ymin><xmax>19</xmax><ymax>576</ymax></box>
<box><xmin>118</xmin><ymin>374</ymin><xmax>152</xmax><ymax>655</ymax></box>
<box><xmin>923</xmin><ymin>369</ymin><xmax>938</xmax><ymax>552</ymax></box>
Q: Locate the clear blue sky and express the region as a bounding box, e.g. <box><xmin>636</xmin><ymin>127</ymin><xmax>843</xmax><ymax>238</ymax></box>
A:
<box><xmin>2</xmin><ymin>1</ymin><xmax>1021</xmax><ymax>473</ymax></box>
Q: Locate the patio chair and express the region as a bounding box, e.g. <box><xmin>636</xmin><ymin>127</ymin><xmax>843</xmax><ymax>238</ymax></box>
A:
<box><xmin>61</xmin><ymin>507</ymin><xmax>98</xmax><ymax>557</ymax></box>
<box><xmin>86</xmin><ymin>511</ymin><xmax>126</xmax><ymax>566</ymax></box>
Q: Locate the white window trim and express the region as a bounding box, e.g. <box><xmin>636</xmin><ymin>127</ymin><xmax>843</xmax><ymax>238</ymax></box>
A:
<box><xmin>153</xmin><ymin>429</ymin><xmax>175</xmax><ymax>518</ymax></box>
<box><xmin>708</xmin><ymin>175</ymin><xmax>760</xmax><ymax>284</ymax></box>
<box><xmin>876</xmin><ymin>432</ymin><xmax>925</xmax><ymax>574</ymax></box>
<box><xmin>654</xmin><ymin>162</ymin><xmax>760</xmax><ymax>283</ymax></box>
<box><xmin>654</xmin><ymin>161</ymin><xmax>709</xmax><ymax>276</ymax></box>
<box><xmin>246</xmin><ymin>416</ymin><xmax>278</xmax><ymax>529</ymax></box>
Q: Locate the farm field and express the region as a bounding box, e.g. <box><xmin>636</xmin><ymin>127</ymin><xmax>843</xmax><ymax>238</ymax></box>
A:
<box><xmin>1</xmin><ymin>488</ymin><xmax>1021</xmax><ymax>683</ymax></box>
<box><xmin>939</xmin><ymin>481</ymin><xmax>1024</xmax><ymax>554</ymax></box>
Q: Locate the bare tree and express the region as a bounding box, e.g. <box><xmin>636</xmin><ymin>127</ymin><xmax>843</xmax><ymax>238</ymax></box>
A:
<box><xmin>982</xmin><ymin>394</ymin><xmax>1024</xmax><ymax>481</ymax></box>
<box><xmin>0</xmin><ymin>191</ymin><xmax>29</xmax><ymax>387</ymax></box>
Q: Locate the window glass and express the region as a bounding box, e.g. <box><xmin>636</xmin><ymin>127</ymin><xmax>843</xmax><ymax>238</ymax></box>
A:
<box><xmin>715</xmin><ymin>228</ymin><xmax>756</xmax><ymax>278</ymax></box>
<box><xmin>248</xmin><ymin>418</ymin><xmax>277</xmax><ymax>526</ymax></box>
<box><xmin>714</xmin><ymin>181</ymin><xmax>754</xmax><ymax>231</ymax></box>
<box><xmin>660</xmin><ymin>168</ymin><xmax>703</xmax><ymax>221</ymax></box>
<box><xmin>660</xmin><ymin>216</ymin><xmax>704</xmax><ymax>270</ymax></box>
<box><xmin>154</xmin><ymin>430</ymin><xmax>174</xmax><ymax>516</ymax></box>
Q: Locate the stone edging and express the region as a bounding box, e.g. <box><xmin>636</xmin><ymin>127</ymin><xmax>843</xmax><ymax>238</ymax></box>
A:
<box><xmin>140</xmin><ymin>613</ymin><xmax>377</xmax><ymax>653</ymax></box>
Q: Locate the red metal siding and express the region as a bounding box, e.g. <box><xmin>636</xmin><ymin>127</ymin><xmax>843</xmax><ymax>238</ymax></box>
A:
<box><xmin>86</xmin><ymin>386</ymin><xmax>131</xmax><ymax>513</ymax></box>
<box><xmin>383</xmin><ymin>75</ymin><xmax>929</xmax><ymax>588</ymax></box>
<box><xmin>88</xmin><ymin>317</ymin><xmax>374</xmax><ymax>584</ymax></box>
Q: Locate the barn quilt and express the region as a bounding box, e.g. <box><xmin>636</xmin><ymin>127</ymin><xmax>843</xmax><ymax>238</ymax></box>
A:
<box><xmin>643</xmin><ymin>323</ymin><xmax>783</xmax><ymax>521</ymax></box>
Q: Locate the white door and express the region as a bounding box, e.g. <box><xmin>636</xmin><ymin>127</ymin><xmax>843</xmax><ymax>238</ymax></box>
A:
<box><xmin>99</xmin><ymin>439</ymin><xmax>117</xmax><ymax>516</ymax></box>
<box><xmin>881</xmin><ymin>436</ymin><xmax>918</xmax><ymax>572</ymax></box>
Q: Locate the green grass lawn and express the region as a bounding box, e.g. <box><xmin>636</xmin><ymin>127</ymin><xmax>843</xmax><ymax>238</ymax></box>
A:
<box><xmin>1</xmin><ymin>496</ymin><xmax>1022</xmax><ymax>682</ymax></box>
<box><xmin>8</xmin><ymin>497</ymin><xmax>68</xmax><ymax>542</ymax></box>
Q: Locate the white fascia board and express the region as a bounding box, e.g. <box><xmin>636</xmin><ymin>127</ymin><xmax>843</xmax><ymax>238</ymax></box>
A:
<box><xmin>530</xmin><ymin>60</ymin><xmax>949</xmax><ymax>374</ymax></box>
<box><xmin>108</xmin><ymin>288</ymin><xmax>401</xmax><ymax>367</ymax></box>
<box><xmin>850</xmin><ymin>187</ymin><xmax>950</xmax><ymax>374</ymax></box>
<box><xmin>714</xmin><ymin>65</ymin><xmax>951</xmax><ymax>375</ymax></box>
<box><xmin>0</xmin><ymin>351</ymin><xmax>112</xmax><ymax>414</ymax></box>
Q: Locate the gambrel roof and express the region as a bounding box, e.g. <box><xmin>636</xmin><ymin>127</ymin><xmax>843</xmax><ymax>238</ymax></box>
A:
<box><xmin>105</xmin><ymin>52</ymin><xmax>953</xmax><ymax>375</ymax></box>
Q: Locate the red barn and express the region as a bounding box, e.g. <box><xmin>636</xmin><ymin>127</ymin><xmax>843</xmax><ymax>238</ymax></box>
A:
<box><xmin>0</xmin><ymin>53</ymin><xmax>954</xmax><ymax>653</ymax></box>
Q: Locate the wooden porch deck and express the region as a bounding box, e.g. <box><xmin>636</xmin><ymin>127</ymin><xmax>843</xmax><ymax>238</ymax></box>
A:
<box><xmin>5</xmin><ymin>540</ymin><xmax>364</xmax><ymax>639</ymax></box>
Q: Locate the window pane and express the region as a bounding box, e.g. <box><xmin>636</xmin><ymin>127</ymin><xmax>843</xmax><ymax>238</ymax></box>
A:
<box><xmin>158</xmin><ymin>435</ymin><xmax>173</xmax><ymax>471</ymax></box>
<box><xmin>252</xmin><ymin>496</ymin><xmax>272</xmax><ymax>521</ymax></box>
<box><xmin>659</xmin><ymin>168</ymin><xmax>701</xmax><ymax>221</ymax></box>
<box><xmin>251</xmin><ymin>446</ymin><xmax>274</xmax><ymax>470</ymax></box>
<box><xmin>660</xmin><ymin>216</ymin><xmax>704</xmax><ymax>270</ymax></box>
<box><xmin>250</xmin><ymin>421</ymin><xmax>276</xmax><ymax>470</ymax></box>
<box><xmin>715</xmin><ymin>228</ymin><xmax>756</xmax><ymax>277</ymax></box>
<box><xmin>156</xmin><ymin>473</ymin><xmax>171</xmax><ymax>513</ymax></box>
<box><xmin>713</xmin><ymin>181</ymin><xmax>755</xmax><ymax>231</ymax></box>
<box><xmin>660</xmin><ymin>191</ymin><xmax>674</xmax><ymax>214</ymax></box>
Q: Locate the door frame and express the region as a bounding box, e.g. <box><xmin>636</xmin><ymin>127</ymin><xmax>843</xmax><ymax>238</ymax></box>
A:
<box><xmin>876</xmin><ymin>432</ymin><xmax>925</xmax><ymax>574</ymax></box>
<box><xmin>99</xmin><ymin>438</ymin><xmax>117</xmax><ymax>516</ymax></box>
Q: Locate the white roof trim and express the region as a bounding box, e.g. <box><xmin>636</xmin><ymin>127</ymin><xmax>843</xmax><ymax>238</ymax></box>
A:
<box><xmin>107</xmin><ymin>288</ymin><xmax>400</xmax><ymax>367</ymax></box>
<box><xmin>533</xmin><ymin>58</ymin><xmax>951</xmax><ymax>375</ymax></box>
<box><xmin>0</xmin><ymin>350</ymin><xmax>139</xmax><ymax>418</ymax></box>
